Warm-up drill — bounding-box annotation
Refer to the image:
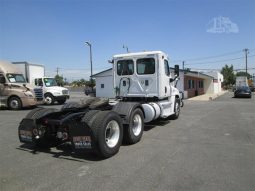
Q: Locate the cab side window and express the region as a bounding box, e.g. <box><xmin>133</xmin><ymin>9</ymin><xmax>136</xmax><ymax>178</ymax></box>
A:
<box><xmin>35</xmin><ymin>78</ymin><xmax>43</xmax><ymax>86</ymax></box>
<box><xmin>164</xmin><ymin>60</ymin><xmax>170</xmax><ymax>76</ymax></box>
<box><xmin>0</xmin><ymin>74</ymin><xmax>6</xmax><ymax>84</ymax></box>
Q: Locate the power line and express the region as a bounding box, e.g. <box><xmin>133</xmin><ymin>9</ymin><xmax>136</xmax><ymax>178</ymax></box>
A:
<box><xmin>185</xmin><ymin>54</ymin><xmax>255</xmax><ymax>66</ymax></box>
<box><xmin>171</xmin><ymin>49</ymin><xmax>243</xmax><ymax>63</ymax></box>
<box><xmin>171</xmin><ymin>48</ymin><xmax>255</xmax><ymax>63</ymax></box>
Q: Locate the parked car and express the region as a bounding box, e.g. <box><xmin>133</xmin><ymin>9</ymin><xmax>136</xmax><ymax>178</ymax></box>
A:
<box><xmin>234</xmin><ymin>86</ymin><xmax>252</xmax><ymax>98</ymax></box>
<box><xmin>84</xmin><ymin>88</ymin><xmax>96</xmax><ymax>96</ymax></box>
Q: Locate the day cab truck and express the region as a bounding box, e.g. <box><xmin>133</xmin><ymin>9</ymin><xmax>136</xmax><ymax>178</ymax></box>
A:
<box><xmin>18</xmin><ymin>51</ymin><xmax>181</xmax><ymax>158</ymax></box>
<box><xmin>13</xmin><ymin>62</ymin><xmax>70</xmax><ymax>105</ymax></box>
<box><xmin>0</xmin><ymin>61</ymin><xmax>43</xmax><ymax>110</ymax></box>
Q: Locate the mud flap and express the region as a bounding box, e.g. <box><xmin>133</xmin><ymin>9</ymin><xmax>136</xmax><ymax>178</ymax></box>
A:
<box><xmin>69</xmin><ymin>121</ymin><xmax>96</xmax><ymax>151</ymax></box>
<box><xmin>18</xmin><ymin>118</ymin><xmax>37</xmax><ymax>144</ymax></box>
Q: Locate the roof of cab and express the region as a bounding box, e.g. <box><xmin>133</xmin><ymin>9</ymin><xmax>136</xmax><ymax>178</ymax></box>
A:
<box><xmin>113</xmin><ymin>51</ymin><xmax>167</xmax><ymax>59</ymax></box>
<box><xmin>0</xmin><ymin>60</ymin><xmax>22</xmax><ymax>74</ymax></box>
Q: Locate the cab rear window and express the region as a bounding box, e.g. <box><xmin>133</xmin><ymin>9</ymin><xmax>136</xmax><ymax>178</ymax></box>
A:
<box><xmin>117</xmin><ymin>60</ymin><xmax>134</xmax><ymax>75</ymax></box>
<box><xmin>137</xmin><ymin>58</ymin><xmax>155</xmax><ymax>75</ymax></box>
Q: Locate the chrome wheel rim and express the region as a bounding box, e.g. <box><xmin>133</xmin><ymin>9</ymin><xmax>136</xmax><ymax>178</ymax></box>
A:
<box><xmin>132</xmin><ymin>114</ymin><xmax>142</xmax><ymax>136</ymax></box>
<box><xmin>10</xmin><ymin>99</ymin><xmax>19</xmax><ymax>109</ymax></box>
<box><xmin>175</xmin><ymin>101</ymin><xmax>180</xmax><ymax>116</ymax></box>
<box><xmin>105</xmin><ymin>120</ymin><xmax>120</xmax><ymax>148</ymax></box>
<box><xmin>45</xmin><ymin>96</ymin><xmax>52</xmax><ymax>104</ymax></box>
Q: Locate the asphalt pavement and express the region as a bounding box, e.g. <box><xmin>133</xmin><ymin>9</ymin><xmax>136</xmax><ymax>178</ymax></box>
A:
<box><xmin>0</xmin><ymin>91</ymin><xmax>254</xmax><ymax>191</ymax></box>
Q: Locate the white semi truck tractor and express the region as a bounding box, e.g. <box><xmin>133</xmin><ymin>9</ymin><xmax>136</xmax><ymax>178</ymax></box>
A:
<box><xmin>18</xmin><ymin>51</ymin><xmax>181</xmax><ymax>158</ymax></box>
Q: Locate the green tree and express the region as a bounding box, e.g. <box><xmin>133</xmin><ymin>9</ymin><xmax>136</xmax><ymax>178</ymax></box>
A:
<box><xmin>80</xmin><ymin>79</ymin><xmax>86</xmax><ymax>86</ymax></box>
<box><xmin>236</xmin><ymin>71</ymin><xmax>252</xmax><ymax>79</ymax></box>
<box><xmin>221</xmin><ymin>64</ymin><xmax>235</xmax><ymax>89</ymax></box>
<box><xmin>55</xmin><ymin>74</ymin><xmax>64</xmax><ymax>86</ymax></box>
<box><xmin>85</xmin><ymin>79</ymin><xmax>95</xmax><ymax>89</ymax></box>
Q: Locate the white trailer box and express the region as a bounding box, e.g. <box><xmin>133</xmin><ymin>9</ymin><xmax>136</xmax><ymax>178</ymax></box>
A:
<box><xmin>236</xmin><ymin>76</ymin><xmax>248</xmax><ymax>87</ymax></box>
<box><xmin>12</xmin><ymin>62</ymin><xmax>45</xmax><ymax>83</ymax></box>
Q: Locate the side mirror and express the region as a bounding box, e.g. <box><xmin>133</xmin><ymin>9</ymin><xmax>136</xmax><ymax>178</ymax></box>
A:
<box><xmin>174</xmin><ymin>65</ymin><xmax>179</xmax><ymax>77</ymax></box>
<box><xmin>0</xmin><ymin>76</ymin><xmax>6</xmax><ymax>84</ymax></box>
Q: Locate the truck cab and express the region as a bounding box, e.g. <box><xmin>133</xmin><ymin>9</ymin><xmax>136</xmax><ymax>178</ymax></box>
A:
<box><xmin>113</xmin><ymin>51</ymin><xmax>180</xmax><ymax>121</ymax></box>
<box><xmin>113</xmin><ymin>51</ymin><xmax>179</xmax><ymax>99</ymax></box>
<box><xmin>34</xmin><ymin>77</ymin><xmax>70</xmax><ymax>105</ymax></box>
<box><xmin>0</xmin><ymin>61</ymin><xmax>43</xmax><ymax>110</ymax></box>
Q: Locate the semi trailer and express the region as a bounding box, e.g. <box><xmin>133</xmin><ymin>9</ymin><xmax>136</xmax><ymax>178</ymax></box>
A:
<box><xmin>18</xmin><ymin>51</ymin><xmax>181</xmax><ymax>158</ymax></box>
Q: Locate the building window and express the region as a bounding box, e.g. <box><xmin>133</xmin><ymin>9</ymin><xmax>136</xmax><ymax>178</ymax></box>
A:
<box><xmin>188</xmin><ymin>79</ymin><xmax>194</xmax><ymax>89</ymax></box>
<box><xmin>198</xmin><ymin>80</ymin><xmax>204</xmax><ymax>88</ymax></box>
<box><xmin>101</xmin><ymin>84</ymin><xmax>104</xmax><ymax>88</ymax></box>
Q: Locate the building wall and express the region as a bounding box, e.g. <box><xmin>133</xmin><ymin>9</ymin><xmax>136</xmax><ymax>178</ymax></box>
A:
<box><xmin>95</xmin><ymin>70</ymin><xmax>115</xmax><ymax>98</ymax></box>
<box><xmin>205</xmin><ymin>71</ymin><xmax>223</xmax><ymax>94</ymax></box>
<box><xmin>184</xmin><ymin>76</ymin><xmax>205</xmax><ymax>98</ymax></box>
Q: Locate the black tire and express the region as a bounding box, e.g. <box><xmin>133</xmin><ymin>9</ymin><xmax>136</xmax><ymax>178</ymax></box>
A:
<box><xmin>44</xmin><ymin>93</ymin><xmax>55</xmax><ymax>105</ymax></box>
<box><xmin>123</xmin><ymin>108</ymin><xmax>144</xmax><ymax>144</ymax></box>
<box><xmin>81</xmin><ymin>110</ymin><xmax>100</xmax><ymax>127</ymax></box>
<box><xmin>90</xmin><ymin>111</ymin><xmax>123</xmax><ymax>158</ymax></box>
<box><xmin>180</xmin><ymin>99</ymin><xmax>184</xmax><ymax>107</ymax></box>
<box><xmin>169</xmin><ymin>98</ymin><xmax>180</xmax><ymax>120</ymax></box>
<box><xmin>57</xmin><ymin>99</ymin><xmax>66</xmax><ymax>105</ymax></box>
<box><xmin>61</xmin><ymin>102</ymin><xmax>81</xmax><ymax>110</ymax></box>
<box><xmin>25</xmin><ymin>107</ymin><xmax>45</xmax><ymax>118</ymax></box>
<box><xmin>89</xmin><ymin>98</ymin><xmax>109</xmax><ymax>109</ymax></box>
<box><xmin>8</xmin><ymin>96</ymin><xmax>22</xmax><ymax>110</ymax></box>
<box><xmin>30</xmin><ymin>108</ymin><xmax>58</xmax><ymax>120</ymax></box>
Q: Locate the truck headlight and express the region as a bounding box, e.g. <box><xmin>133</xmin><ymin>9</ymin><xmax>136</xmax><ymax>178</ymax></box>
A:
<box><xmin>53</xmin><ymin>92</ymin><xmax>61</xmax><ymax>96</ymax></box>
<box><xmin>24</xmin><ymin>92</ymin><xmax>34</xmax><ymax>98</ymax></box>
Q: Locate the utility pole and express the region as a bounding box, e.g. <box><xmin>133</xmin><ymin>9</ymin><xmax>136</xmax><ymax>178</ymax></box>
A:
<box><xmin>243</xmin><ymin>48</ymin><xmax>249</xmax><ymax>75</ymax></box>
<box><xmin>85</xmin><ymin>42</ymin><xmax>93</xmax><ymax>91</ymax></box>
<box><xmin>56</xmin><ymin>67</ymin><xmax>59</xmax><ymax>75</ymax></box>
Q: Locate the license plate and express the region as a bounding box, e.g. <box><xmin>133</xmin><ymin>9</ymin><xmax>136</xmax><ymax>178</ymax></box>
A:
<box><xmin>73</xmin><ymin>136</ymin><xmax>92</xmax><ymax>149</ymax></box>
<box><xmin>19</xmin><ymin>130</ymin><xmax>33</xmax><ymax>142</ymax></box>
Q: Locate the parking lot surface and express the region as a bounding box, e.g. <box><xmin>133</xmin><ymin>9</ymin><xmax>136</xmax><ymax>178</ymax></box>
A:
<box><xmin>0</xmin><ymin>91</ymin><xmax>254</xmax><ymax>191</ymax></box>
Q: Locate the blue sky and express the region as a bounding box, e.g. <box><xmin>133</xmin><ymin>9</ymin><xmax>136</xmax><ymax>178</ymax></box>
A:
<box><xmin>1</xmin><ymin>0</ymin><xmax>255</xmax><ymax>81</ymax></box>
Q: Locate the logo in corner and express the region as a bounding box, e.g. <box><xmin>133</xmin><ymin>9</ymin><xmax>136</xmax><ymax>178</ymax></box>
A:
<box><xmin>206</xmin><ymin>16</ymin><xmax>239</xmax><ymax>34</ymax></box>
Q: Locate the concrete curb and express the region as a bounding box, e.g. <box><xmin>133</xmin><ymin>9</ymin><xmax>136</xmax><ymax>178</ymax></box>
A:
<box><xmin>187</xmin><ymin>91</ymin><xmax>228</xmax><ymax>101</ymax></box>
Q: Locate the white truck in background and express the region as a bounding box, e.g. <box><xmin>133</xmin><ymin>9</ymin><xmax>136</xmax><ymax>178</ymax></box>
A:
<box><xmin>236</xmin><ymin>76</ymin><xmax>248</xmax><ymax>87</ymax></box>
<box><xmin>13</xmin><ymin>62</ymin><xmax>70</xmax><ymax>105</ymax></box>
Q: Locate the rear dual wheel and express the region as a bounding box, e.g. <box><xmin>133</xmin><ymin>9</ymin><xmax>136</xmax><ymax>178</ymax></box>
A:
<box><xmin>82</xmin><ymin>110</ymin><xmax>123</xmax><ymax>158</ymax></box>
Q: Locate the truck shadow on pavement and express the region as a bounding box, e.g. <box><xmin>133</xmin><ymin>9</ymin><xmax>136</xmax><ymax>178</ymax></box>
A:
<box><xmin>144</xmin><ymin>119</ymin><xmax>170</xmax><ymax>131</ymax></box>
<box><xmin>17</xmin><ymin>143</ymin><xmax>103</xmax><ymax>162</ymax></box>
